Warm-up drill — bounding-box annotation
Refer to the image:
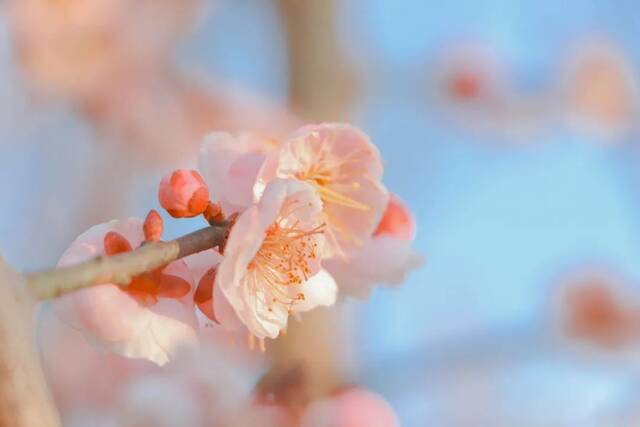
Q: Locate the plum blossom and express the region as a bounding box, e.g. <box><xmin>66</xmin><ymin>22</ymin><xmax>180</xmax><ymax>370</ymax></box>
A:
<box><xmin>300</xmin><ymin>388</ymin><xmax>400</xmax><ymax>427</ymax></box>
<box><xmin>158</xmin><ymin>169</ymin><xmax>210</xmax><ymax>218</ymax></box>
<box><xmin>53</xmin><ymin>218</ymin><xmax>198</xmax><ymax>365</ymax></box>
<box><xmin>62</xmin><ymin>344</ymin><xmax>272</xmax><ymax>427</ymax></box>
<box><xmin>255</xmin><ymin>123</ymin><xmax>389</xmax><ymax>258</ymax></box>
<box><xmin>325</xmin><ymin>195</ymin><xmax>423</xmax><ymax>299</ymax></box>
<box><xmin>561</xmin><ymin>39</ymin><xmax>637</xmax><ymax>141</ymax></box>
<box><xmin>9</xmin><ymin>0</ymin><xmax>198</xmax><ymax>100</ymax></box>
<box><xmin>552</xmin><ymin>269</ymin><xmax>640</xmax><ymax>349</ymax></box>
<box><xmin>37</xmin><ymin>305</ymin><xmax>156</xmax><ymax>417</ymax></box>
<box><xmin>199</xmin><ymin>132</ymin><xmax>279</xmax><ymax>214</ymax></box>
<box><xmin>216</xmin><ymin>178</ymin><xmax>337</xmax><ymax>339</ymax></box>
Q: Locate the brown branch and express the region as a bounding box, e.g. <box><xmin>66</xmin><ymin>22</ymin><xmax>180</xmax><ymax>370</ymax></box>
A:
<box><xmin>25</xmin><ymin>224</ymin><xmax>228</xmax><ymax>300</ymax></box>
<box><xmin>0</xmin><ymin>260</ymin><xmax>61</xmax><ymax>427</ymax></box>
<box><xmin>276</xmin><ymin>0</ymin><xmax>359</xmax><ymax>121</ymax></box>
<box><xmin>271</xmin><ymin>0</ymin><xmax>355</xmax><ymax>402</ymax></box>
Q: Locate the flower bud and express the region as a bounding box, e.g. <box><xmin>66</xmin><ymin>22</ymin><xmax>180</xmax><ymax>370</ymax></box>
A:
<box><xmin>143</xmin><ymin>209</ymin><xmax>163</xmax><ymax>242</ymax></box>
<box><xmin>373</xmin><ymin>194</ymin><xmax>415</xmax><ymax>240</ymax></box>
<box><xmin>158</xmin><ymin>170</ymin><xmax>209</xmax><ymax>218</ymax></box>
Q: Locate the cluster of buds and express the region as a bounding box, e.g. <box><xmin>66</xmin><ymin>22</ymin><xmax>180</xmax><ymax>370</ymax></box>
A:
<box><xmin>53</xmin><ymin>123</ymin><xmax>422</xmax><ymax>365</ymax></box>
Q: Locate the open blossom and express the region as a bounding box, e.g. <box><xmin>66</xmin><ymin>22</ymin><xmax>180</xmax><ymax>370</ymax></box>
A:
<box><xmin>198</xmin><ymin>132</ymin><xmax>279</xmax><ymax>214</ymax></box>
<box><xmin>216</xmin><ymin>178</ymin><xmax>337</xmax><ymax>339</ymax></box>
<box><xmin>52</xmin><ymin>218</ymin><xmax>198</xmax><ymax>365</ymax></box>
<box><xmin>256</xmin><ymin>123</ymin><xmax>389</xmax><ymax>258</ymax></box>
<box><xmin>158</xmin><ymin>169</ymin><xmax>209</xmax><ymax>218</ymax></box>
<box><xmin>325</xmin><ymin>195</ymin><xmax>423</xmax><ymax>299</ymax></box>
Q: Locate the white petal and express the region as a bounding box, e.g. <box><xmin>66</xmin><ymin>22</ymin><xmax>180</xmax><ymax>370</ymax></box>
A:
<box><xmin>293</xmin><ymin>270</ymin><xmax>337</xmax><ymax>313</ymax></box>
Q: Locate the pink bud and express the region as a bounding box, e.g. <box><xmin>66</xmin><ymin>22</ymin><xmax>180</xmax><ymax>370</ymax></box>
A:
<box><xmin>158</xmin><ymin>170</ymin><xmax>209</xmax><ymax>218</ymax></box>
<box><xmin>143</xmin><ymin>209</ymin><xmax>164</xmax><ymax>242</ymax></box>
<box><xmin>373</xmin><ymin>194</ymin><xmax>415</xmax><ymax>240</ymax></box>
<box><xmin>203</xmin><ymin>202</ymin><xmax>224</xmax><ymax>225</ymax></box>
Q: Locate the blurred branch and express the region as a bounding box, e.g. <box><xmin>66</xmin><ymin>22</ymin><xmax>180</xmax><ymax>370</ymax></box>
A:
<box><xmin>0</xmin><ymin>260</ymin><xmax>61</xmax><ymax>426</ymax></box>
<box><xmin>276</xmin><ymin>0</ymin><xmax>359</xmax><ymax>121</ymax></box>
<box><xmin>25</xmin><ymin>224</ymin><xmax>229</xmax><ymax>300</ymax></box>
<box><xmin>269</xmin><ymin>0</ymin><xmax>357</xmax><ymax>402</ymax></box>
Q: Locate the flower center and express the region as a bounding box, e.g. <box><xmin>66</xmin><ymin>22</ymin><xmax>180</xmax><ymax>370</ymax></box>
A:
<box><xmin>295</xmin><ymin>167</ymin><xmax>369</xmax><ymax>212</ymax></box>
<box><xmin>247</xmin><ymin>218</ymin><xmax>324</xmax><ymax>311</ymax></box>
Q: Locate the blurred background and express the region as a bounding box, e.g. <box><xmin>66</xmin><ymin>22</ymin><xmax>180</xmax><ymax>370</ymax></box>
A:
<box><xmin>3</xmin><ymin>0</ymin><xmax>640</xmax><ymax>426</ymax></box>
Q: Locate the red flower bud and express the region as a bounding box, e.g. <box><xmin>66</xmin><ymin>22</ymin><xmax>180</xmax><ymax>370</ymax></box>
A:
<box><xmin>143</xmin><ymin>209</ymin><xmax>164</xmax><ymax>242</ymax></box>
<box><xmin>158</xmin><ymin>169</ymin><xmax>209</xmax><ymax>218</ymax></box>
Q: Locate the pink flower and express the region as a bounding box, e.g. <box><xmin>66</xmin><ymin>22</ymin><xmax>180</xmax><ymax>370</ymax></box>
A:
<box><xmin>9</xmin><ymin>0</ymin><xmax>198</xmax><ymax>100</ymax></box>
<box><xmin>256</xmin><ymin>123</ymin><xmax>389</xmax><ymax>258</ymax></box>
<box><xmin>198</xmin><ymin>132</ymin><xmax>278</xmax><ymax>214</ymax></box>
<box><xmin>216</xmin><ymin>179</ymin><xmax>337</xmax><ymax>339</ymax></box>
<box><xmin>37</xmin><ymin>305</ymin><xmax>156</xmax><ymax>416</ymax></box>
<box><xmin>300</xmin><ymin>388</ymin><xmax>400</xmax><ymax>427</ymax></box>
<box><xmin>52</xmin><ymin>218</ymin><xmax>198</xmax><ymax>365</ymax></box>
<box><xmin>158</xmin><ymin>169</ymin><xmax>210</xmax><ymax>218</ymax></box>
<box><xmin>561</xmin><ymin>38</ymin><xmax>637</xmax><ymax>141</ymax></box>
<box><xmin>108</xmin><ymin>345</ymin><xmax>268</xmax><ymax>427</ymax></box>
<box><xmin>324</xmin><ymin>195</ymin><xmax>423</xmax><ymax>299</ymax></box>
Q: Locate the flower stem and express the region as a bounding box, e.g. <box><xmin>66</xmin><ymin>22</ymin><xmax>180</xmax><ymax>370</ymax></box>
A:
<box><xmin>25</xmin><ymin>224</ymin><xmax>229</xmax><ymax>300</ymax></box>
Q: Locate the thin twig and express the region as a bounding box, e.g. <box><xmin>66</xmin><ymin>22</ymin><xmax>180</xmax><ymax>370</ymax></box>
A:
<box><xmin>25</xmin><ymin>224</ymin><xmax>228</xmax><ymax>300</ymax></box>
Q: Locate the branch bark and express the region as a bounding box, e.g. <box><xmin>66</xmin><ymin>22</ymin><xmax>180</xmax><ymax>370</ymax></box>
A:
<box><xmin>0</xmin><ymin>260</ymin><xmax>61</xmax><ymax>427</ymax></box>
<box><xmin>272</xmin><ymin>0</ymin><xmax>356</xmax><ymax>402</ymax></box>
<box><xmin>25</xmin><ymin>224</ymin><xmax>228</xmax><ymax>300</ymax></box>
<box><xmin>277</xmin><ymin>0</ymin><xmax>358</xmax><ymax>121</ymax></box>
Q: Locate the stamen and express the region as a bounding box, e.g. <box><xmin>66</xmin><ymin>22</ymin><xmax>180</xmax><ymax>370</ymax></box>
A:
<box><xmin>245</xmin><ymin>208</ymin><xmax>325</xmax><ymax>314</ymax></box>
<box><xmin>313</xmin><ymin>183</ymin><xmax>370</xmax><ymax>211</ymax></box>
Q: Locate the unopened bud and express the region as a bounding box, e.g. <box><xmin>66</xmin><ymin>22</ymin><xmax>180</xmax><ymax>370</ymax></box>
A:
<box><xmin>143</xmin><ymin>209</ymin><xmax>163</xmax><ymax>242</ymax></box>
<box><xmin>158</xmin><ymin>169</ymin><xmax>209</xmax><ymax>218</ymax></box>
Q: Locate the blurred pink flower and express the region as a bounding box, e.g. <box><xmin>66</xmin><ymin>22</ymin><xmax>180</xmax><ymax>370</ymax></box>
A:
<box><xmin>561</xmin><ymin>38</ymin><xmax>637</xmax><ymax>141</ymax></box>
<box><xmin>300</xmin><ymin>388</ymin><xmax>400</xmax><ymax>427</ymax></box>
<box><xmin>434</xmin><ymin>42</ymin><xmax>504</xmax><ymax>105</ymax></box>
<box><xmin>199</xmin><ymin>132</ymin><xmax>279</xmax><ymax>214</ymax></box>
<box><xmin>325</xmin><ymin>195</ymin><xmax>423</xmax><ymax>299</ymax></box>
<box><xmin>37</xmin><ymin>305</ymin><xmax>156</xmax><ymax>418</ymax></box>
<box><xmin>106</xmin><ymin>346</ymin><xmax>271</xmax><ymax>427</ymax></box>
<box><xmin>256</xmin><ymin>123</ymin><xmax>389</xmax><ymax>258</ymax></box>
<box><xmin>553</xmin><ymin>269</ymin><xmax>640</xmax><ymax>349</ymax></box>
<box><xmin>158</xmin><ymin>169</ymin><xmax>210</xmax><ymax>218</ymax></box>
<box><xmin>216</xmin><ymin>179</ymin><xmax>337</xmax><ymax>339</ymax></box>
<box><xmin>9</xmin><ymin>0</ymin><xmax>198</xmax><ymax>100</ymax></box>
<box><xmin>53</xmin><ymin>218</ymin><xmax>198</xmax><ymax>365</ymax></box>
